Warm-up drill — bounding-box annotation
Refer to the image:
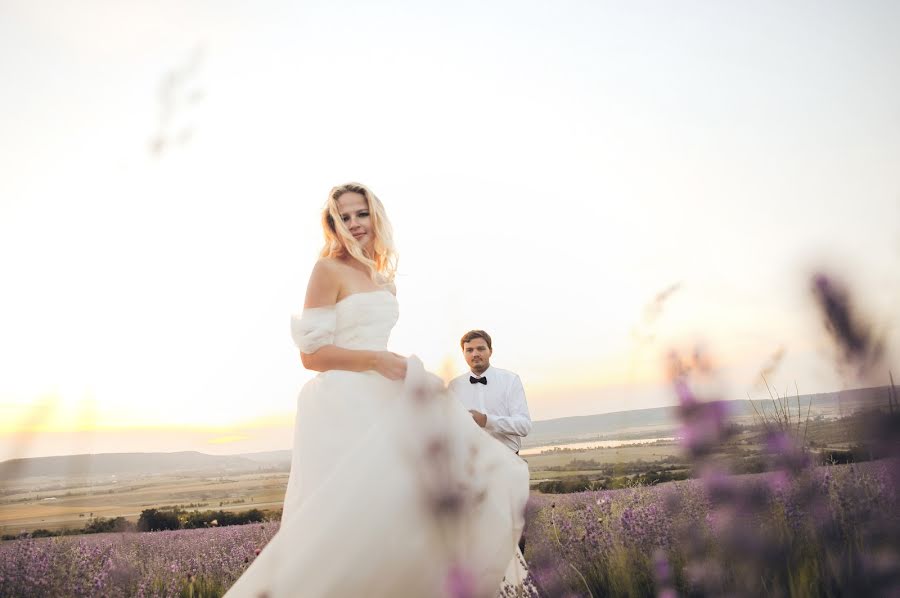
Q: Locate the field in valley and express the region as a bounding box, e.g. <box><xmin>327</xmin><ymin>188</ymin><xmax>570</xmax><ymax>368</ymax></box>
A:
<box><xmin>0</xmin><ymin>473</ymin><xmax>288</xmax><ymax>536</ymax></box>
<box><xmin>0</xmin><ymin>412</ymin><xmax>871</xmax><ymax>536</ymax></box>
<box><xmin>1</xmin><ymin>439</ymin><xmax>689</xmax><ymax>536</ymax></box>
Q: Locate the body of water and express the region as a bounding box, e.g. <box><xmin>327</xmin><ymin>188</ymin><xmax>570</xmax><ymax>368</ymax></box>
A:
<box><xmin>519</xmin><ymin>437</ymin><xmax>677</xmax><ymax>456</ymax></box>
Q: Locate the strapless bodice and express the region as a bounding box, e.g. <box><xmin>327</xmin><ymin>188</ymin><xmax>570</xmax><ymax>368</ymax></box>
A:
<box><xmin>291</xmin><ymin>289</ymin><xmax>399</xmax><ymax>352</ymax></box>
<box><xmin>331</xmin><ymin>290</ymin><xmax>399</xmax><ymax>350</ymax></box>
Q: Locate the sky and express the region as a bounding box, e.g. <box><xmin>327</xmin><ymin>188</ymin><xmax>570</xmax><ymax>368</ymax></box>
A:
<box><xmin>1</xmin><ymin>0</ymin><xmax>899</xmax><ymax>461</ymax></box>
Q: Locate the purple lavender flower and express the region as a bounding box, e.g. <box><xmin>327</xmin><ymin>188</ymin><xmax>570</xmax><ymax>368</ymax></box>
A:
<box><xmin>811</xmin><ymin>272</ymin><xmax>884</xmax><ymax>378</ymax></box>
<box><xmin>444</xmin><ymin>563</ymin><xmax>476</xmax><ymax>598</ymax></box>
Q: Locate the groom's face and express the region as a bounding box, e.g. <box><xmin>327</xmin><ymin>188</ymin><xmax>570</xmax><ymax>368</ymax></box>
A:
<box><xmin>463</xmin><ymin>339</ymin><xmax>492</xmax><ymax>374</ymax></box>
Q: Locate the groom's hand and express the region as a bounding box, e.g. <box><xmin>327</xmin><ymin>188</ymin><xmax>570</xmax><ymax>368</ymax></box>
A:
<box><xmin>469</xmin><ymin>410</ymin><xmax>487</xmax><ymax>428</ymax></box>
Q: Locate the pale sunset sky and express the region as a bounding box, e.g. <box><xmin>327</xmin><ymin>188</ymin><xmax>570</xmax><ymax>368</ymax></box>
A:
<box><xmin>1</xmin><ymin>1</ymin><xmax>898</xmax><ymax>461</ymax></box>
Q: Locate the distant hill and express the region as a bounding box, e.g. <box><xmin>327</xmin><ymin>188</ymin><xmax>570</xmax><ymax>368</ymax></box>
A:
<box><xmin>524</xmin><ymin>385</ymin><xmax>892</xmax><ymax>447</ymax></box>
<box><xmin>1</xmin><ymin>386</ymin><xmax>891</xmax><ymax>480</ymax></box>
<box><xmin>235</xmin><ymin>450</ymin><xmax>292</xmax><ymax>467</ymax></box>
<box><xmin>0</xmin><ymin>451</ymin><xmax>279</xmax><ymax>481</ymax></box>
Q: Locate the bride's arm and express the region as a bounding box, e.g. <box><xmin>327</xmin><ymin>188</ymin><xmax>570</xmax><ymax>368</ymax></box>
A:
<box><xmin>299</xmin><ymin>260</ymin><xmax>406</xmax><ymax>380</ymax></box>
<box><xmin>301</xmin><ymin>345</ymin><xmax>383</xmax><ymax>374</ymax></box>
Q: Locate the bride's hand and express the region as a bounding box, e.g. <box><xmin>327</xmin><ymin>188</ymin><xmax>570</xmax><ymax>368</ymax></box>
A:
<box><xmin>374</xmin><ymin>351</ymin><xmax>407</xmax><ymax>380</ymax></box>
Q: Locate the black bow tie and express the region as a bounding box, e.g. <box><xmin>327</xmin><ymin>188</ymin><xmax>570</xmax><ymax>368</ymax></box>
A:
<box><xmin>469</xmin><ymin>376</ymin><xmax>487</xmax><ymax>385</ymax></box>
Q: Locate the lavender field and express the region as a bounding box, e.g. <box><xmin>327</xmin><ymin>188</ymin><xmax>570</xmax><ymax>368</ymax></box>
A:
<box><xmin>0</xmin><ymin>522</ymin><xmax>278</xmax><ymax>597</ymax></box>
<box><xmin>524</xmin><ymin>460</ymin><xmax>899</xmax><ymax>597</ymax></box>
<box><xmin>1</xmin><ymin>460</ymin><xmax>897</xmax><ymax>597</ymax></box>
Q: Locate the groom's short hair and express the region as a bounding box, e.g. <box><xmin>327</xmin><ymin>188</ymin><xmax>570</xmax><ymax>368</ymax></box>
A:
<box><xmin>460</xmin><ymin>330</ymin><xmax>492</xmax><ymax>351</ymax></box>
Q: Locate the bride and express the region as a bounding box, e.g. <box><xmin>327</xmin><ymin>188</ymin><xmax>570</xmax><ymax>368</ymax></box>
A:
<box><xmin>224</xmin><ymin>183</ymin><xmax>531</xmax><ymax>598</ymax></box>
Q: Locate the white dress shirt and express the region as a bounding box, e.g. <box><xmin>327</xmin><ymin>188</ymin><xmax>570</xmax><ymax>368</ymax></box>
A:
<box><xmin>448</xmin><ymin>366</ymin><xmax>532</xmax><ymax>453</ymax></box>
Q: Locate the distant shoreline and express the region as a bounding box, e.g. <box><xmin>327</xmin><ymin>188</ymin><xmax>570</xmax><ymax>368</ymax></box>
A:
<box><xmin>520</xmin><ymin>436</ymin><xmax>677</xmax><ymax>456</ymax></box>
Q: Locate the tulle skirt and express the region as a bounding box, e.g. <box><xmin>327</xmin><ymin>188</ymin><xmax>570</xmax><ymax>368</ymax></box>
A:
<box><xmin>224</xmin><ymin>357</ymin><xmax>530</xmax><ymax>598</ymax></box>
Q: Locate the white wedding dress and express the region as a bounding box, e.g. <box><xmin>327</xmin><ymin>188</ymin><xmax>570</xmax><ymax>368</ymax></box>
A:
<box><xmin>225</xmin><ymin>290</ymin><xmax>531</xmax><ymax>598</ymax></box>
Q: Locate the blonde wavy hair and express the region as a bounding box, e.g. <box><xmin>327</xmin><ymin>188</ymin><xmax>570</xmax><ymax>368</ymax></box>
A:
<box><xmin>319</xmin><ymin>183</ymin><xmax>398</xmax><ymax>282</ymax></box>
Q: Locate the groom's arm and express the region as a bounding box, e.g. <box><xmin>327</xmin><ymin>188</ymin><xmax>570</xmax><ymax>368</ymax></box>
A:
<box><xmin>485</xmin><ymin>375</ymin><xmax>532</xmax><ymax>437</ymax></box>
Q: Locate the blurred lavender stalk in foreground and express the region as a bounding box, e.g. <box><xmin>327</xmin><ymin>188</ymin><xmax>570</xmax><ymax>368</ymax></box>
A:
<box><xmin>653</xmin><ymin>271</ymin><xmax>900</xmax><ymax>597</ymax></box>
<box><xmin>811</xmin><ymin>272</ymin><xmax>886</xmax><ymax>380</ymax></box>
<box><xmin>524</xmin><ymin>271</ymin><xmax>899</xmax><ymax>597</ymax></box>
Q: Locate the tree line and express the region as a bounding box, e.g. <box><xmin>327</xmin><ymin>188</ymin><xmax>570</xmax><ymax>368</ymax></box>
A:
<box><xmin>1</xmin><ymin>507</ymin><xmax>276</xmax><ymax>541</ymax></box>
<box><xmin>136</xmin><ymin>507</ymin><xmax>268</xmax><ymax>531</ymax></box>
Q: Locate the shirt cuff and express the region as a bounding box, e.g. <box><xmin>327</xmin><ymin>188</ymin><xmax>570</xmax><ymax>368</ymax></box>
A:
<box><xmin>484</xmin><ymin>413</ymin><xmax>498</xmax><ymax>432</ymax></box>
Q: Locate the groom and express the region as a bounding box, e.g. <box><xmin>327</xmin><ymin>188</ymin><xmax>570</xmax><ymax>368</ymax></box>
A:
<box><xmin>448</xmin><ymin>330</ymin><xmax>532</xmax><ymax>454</ymax></box>
<box><xmin>449</xmin><ymin>330</ymin><xmax>532</xmax><ymax>554</ymax></box>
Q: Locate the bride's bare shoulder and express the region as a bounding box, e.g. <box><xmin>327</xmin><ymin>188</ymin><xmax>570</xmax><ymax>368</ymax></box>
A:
<box><xmin>314</xmin><ymin>256</ymin><xmax>344</xmax><ymax>270</ymax></box>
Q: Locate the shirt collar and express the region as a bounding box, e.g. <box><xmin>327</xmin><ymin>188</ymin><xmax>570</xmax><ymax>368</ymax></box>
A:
<box><xmin>469</xmin><ymin>365</ymin><xmax>492</xmax><ymax>379</ymax></box>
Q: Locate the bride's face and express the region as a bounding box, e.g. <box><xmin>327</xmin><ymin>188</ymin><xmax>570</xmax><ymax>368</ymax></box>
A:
<box><xmin>336</xmin><ymin>192</ymin><xmax>374</xmax><ymax>252</ymax></box>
